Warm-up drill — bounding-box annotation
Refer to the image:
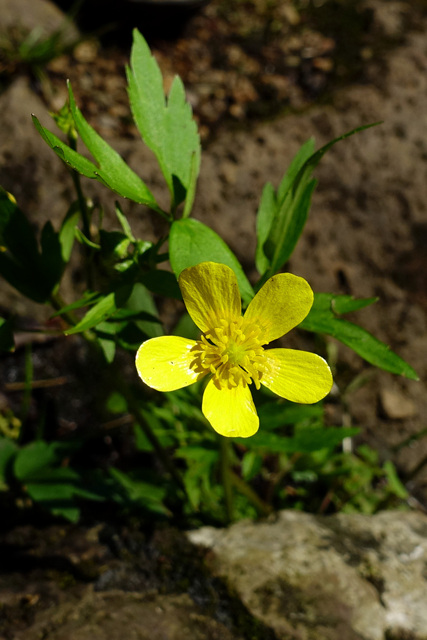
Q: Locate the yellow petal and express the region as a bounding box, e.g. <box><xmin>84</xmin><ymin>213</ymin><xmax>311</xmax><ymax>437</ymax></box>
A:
<box><xmin>202</xmin><ymin>379</ymin><xmax>259</xmax><ymax>438</ymax></box>
<box><xmin>244</xmin><ymin>273</ymin><xmax>313</xmax><ymax>343</ymax></box>
<box><xmin>261</xmin><ymin>348</ymin><xmax>333</xmax><ymax>403</ymax></box>
<box><xmin>178</xmin><ymin>262</ymin><xmax>241</xmax><ymax>332</ymax></box>
<box><xmin>136</xmin><ymin>336</ymin><xmax>202</xmax><ymax>392</ymax></box>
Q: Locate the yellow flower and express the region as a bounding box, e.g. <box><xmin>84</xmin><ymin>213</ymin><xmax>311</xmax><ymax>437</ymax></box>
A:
<box><xmin>136</xmin><ymin>262</ymin><xmax>332</xmax><ymax>438</ymax></box>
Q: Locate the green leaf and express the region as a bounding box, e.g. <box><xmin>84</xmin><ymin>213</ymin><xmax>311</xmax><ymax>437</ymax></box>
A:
<box><xmin>277</xmin><ymin>137</ymin><xmax>316</xmax><ymax>202</ymax></box>
<box><xmin>124</xmin><ymin>283</ymin><xmax>163</xmax><ymax>338</ymax></box>
<box><xmin>169</xmin><ymin>218</ymin><xmax>254</xmax><ymax>305</ymax></box>
<box><xmin>59</xmin><ymin>202</ymin><xmax>80</xmax><ymax>262</ymax></box>
<box><xmin>115</xmin><ymin>202</ymin><xmax>136</xmax><ymax>241</ymax></box>
<box><xmin>301</xmin><ymin>293</ymin><xmax>419</xmax><ymax>380</ymax></box>
<box><xmin>32</xmin><ymin>115</ymin><xmax>99</xmax><ymax>177</ymax></box>
<box><xmin>0</xmin><ymin>317</ymin><xmax>15</xmax><ymax>352</ymax></box>
<box><xmin>51</xmin><ymin>291</ymin><xmax>101</xmax><ymax>317</ymax></box>
<box><xmin>110</xmin><ymin>467</ymin><xmax>170</xmax><ymax>516</ymax></box>
<box><xmin>255</xmin><ymin>182</ymin><xmax>276</xmax><ymax>275</ymax></box>
<box><xmin>383</xmin><ymin>460</ymin><xmax>408</xmax><ymax>499</ymax></box>
<box><xmin>257</xmin><ymin>402</ymin><xmax>324</xmax><ymax>431</ymax></box>
<box><xmin>14</xmin><ymin>441</ymin><xmax>64</xmax><ymax>479</ymax></box>
<box><xmin>236</xmin><ymin>426</ymin><xmax>359</xmax><ymax>453</ymax></box>
<box><xmin>0</xmin><ymin>188</ymin><xmax>64</xmax><ymax>302</ymax></box>
<box><xmin>256</xmin><ymin>123</ymin><xmax>380</xmax><ymax>278</ymax></box>
<box><xmin>14</xmin><ymin>441</ymin><xmax>104</xmax><ymax>521</ymax></box>
<box><xmin>33</xmin><ymin>100</ymin><xmax>163</xmax><ymax>214</ymax></box>
<box><xmin>139</xmin><ymin>269</ymin><xmax>181</xmax><ymax>299</ymax></box>
<box><xmin>65</xmin><ymin>286</ymin><xmax>132</xmax><ymax>335</ymax></box>
<box><xmin>69</xmin><ymin>82</ymin><xmax>161</xmax><ymax>209</ymax></box>
<box><xmin>331</xmin><ymin>294</ymin><xmax>379</xmax><ymax>314</ymax></box>
<box><xmin>126</xmin><ymin>30</ymin><xmax>201</xmax><ymax>209</ymax></box>
<box><xmin>0</xmin><ymin>437</ymin><xmax>18</xmax><ymax>488</ymax></box>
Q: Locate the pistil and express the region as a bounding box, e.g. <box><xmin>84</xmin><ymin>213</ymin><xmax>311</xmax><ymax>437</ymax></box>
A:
<box><xmin>190</xmin><ymin>317</ymin><xmax>267</xmax><ymax>389</ymax></box>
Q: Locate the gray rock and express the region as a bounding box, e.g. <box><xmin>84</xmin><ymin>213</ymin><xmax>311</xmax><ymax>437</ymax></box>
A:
<box><xmin>188</xmin><ymin>510</ymin><xmax>427</xmax><ymax>640</ymax></box>
<box><xmin>0</xmin><ymin>0</ymin><xmax>79</xmax><ymax>43</ymax></box>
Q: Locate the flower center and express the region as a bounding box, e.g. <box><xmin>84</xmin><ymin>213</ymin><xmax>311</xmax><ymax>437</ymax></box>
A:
<box><xmin>190</xmin><ymin>317</ymin><xmax>267</xmax><ymax>390</ymax></box>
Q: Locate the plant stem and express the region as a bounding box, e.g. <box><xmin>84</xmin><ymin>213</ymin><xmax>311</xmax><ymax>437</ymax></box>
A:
<box><xmin>229</xmin><ymin>470</ymin><xmax>272</xmax><ymax>517</ymax></box>
<box><xmin>219</xmin><ymin>436</ymin><xmax>234</xmax><ymax>523</ymax></box>
<box><xmin>20</xmin><ymin>343</ymin><xmax>33</xmax><ymax>428</ymax></box>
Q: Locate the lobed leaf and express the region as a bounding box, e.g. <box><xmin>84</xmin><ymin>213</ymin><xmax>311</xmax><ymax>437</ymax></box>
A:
<box><xmin>127</xmin><ymin>30</ymin><xmax>201</xmax><ymax>210</ymax></box>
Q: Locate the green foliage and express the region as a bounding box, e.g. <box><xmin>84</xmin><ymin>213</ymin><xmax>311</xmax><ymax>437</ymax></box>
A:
<box><xmin>0</xmin><ymin>188</ymin><xmax>65</xmax><ymax>302</ymax></box>
<box><xmin>126</xmin><ymin>30</ymin><xmax>201</xmax><ymax>211</ymax></box>
<box><xmin>255</xmin><ymin>123</ymin><xmax>380</xmax><ymax>283</ymax></box>
<box><xmin>0</xmin><ymin>31</ymin><xmax>418</xmax><ymax>525</ymax></box>
<box><xmin>301</xmin><ymin>293</ymin><xmax>419</xmax><ymax>380</ymax></box>
<box><xmin>169</xmin><ymin>218</ymin><xmax>254</xmax><ymax>305</ymax></box>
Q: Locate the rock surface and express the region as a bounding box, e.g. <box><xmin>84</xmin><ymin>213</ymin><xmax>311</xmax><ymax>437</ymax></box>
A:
<box><xmin>12</xmin><ymin>589</ymin><xmax>244</xmax><ymax>640</ymax></box>
<box><xmin>188</xmin><ymin>510</ymin><xmax>427</xmax><ymax>640</ymax></box>
<box><xmin>0</xmin><ymin>0</ymin><xmax>79</xmax><ymax>42</ymax></box>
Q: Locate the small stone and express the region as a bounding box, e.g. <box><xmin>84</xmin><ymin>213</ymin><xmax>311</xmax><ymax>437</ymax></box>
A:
<box><xmin>380</xmin><ymin>388</ymin><xmax>417</xmax><ymax>419</ymax></box>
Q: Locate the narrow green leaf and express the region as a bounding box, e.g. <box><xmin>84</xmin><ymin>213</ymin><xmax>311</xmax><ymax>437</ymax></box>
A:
<box><xmin>301</xmin><ymin>294</ymin><xmax>419</xmax><ymax>380</ymax></box>
<box><xmin>74</xmin><ymin>227</ymin><xmax>101</xmax><ymax>250</ymax></box>
<box><xmin>115</xmin><ymin>202</ymin><xmax>136</xmax><ymax>242</ymax></box>
<box><xmin>255</xmin><ymin>182</ymin><xmax>276</xmax><ymax>275</ymax></box>
<box><xmin>51</xmin><ymin>291</ymin><xmax>101</xmax><ymax>317</ymax></box>
<box><xmin>277</xmin><ymin>137</ymin><xmax>316</xmax><ymax>202</ymax></box>
<box><xmin>256</xmin><ymin>123</ymin><xmax>381</xmax><ymax>278</ymax></box>
<box><xmin>169</xmin><ymin>218</ymin><xmax>254</xmax><ymax>305</ymax></box>
<box><xmin>266</xmin><ymin>177</ymin><xmax>317</xmax><ymax>276</ymax></box>
<box><xmin>383</xmin><ymin>460</ymin><xmax>408</xmax><ymax>499</ymax></box>
<box><xmin>67</xmin><ymin>83</ymin><xmax>162</xmax><ymax>210</ymax></box>
<box><xmin>65</xmin><ymin>286</ymin><xmax>132</xmax><ymax>335</ymax></box>
<box><xmin>59</xmin><ymin>202</ymin><xmax>80</xmax><ymax>262</ymax></box>
<box><xmin>235</xmin><ymin>427</ymin><xmax>359</xmax><ymax>453</ymax></box>
<box><xmin>32</xmin><ymin>115</ymin><xmax>98</xmax><ymax>178</ymax></box>
<box><xmin>331</xmin><ymin>295</ymin><xmax>379</xmax><ymax>314</ymax></box>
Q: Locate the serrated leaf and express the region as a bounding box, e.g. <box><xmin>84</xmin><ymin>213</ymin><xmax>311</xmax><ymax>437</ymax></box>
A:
<box><xmin>301</xmin><ymin>294</ymin><xmax>419</xmax><ymax>380</ymax></box>
<box><xmin>169</xmin><ymin>218</ymin><xmax>254</xmax><ymax>305</ymax></box>
<box><xmin>127</xmin><ymin>30</ymin><xmax>201</xmax><ymax>209</ymax></box>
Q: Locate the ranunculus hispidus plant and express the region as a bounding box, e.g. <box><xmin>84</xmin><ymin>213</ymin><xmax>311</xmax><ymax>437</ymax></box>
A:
<box><xmin>0</xmin><ymin>30</ymin><xmax>417</xmax><ymax>522</ymax></box>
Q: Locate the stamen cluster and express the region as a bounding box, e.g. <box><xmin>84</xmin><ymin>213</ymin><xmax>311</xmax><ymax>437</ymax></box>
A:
<box><xmin>190</xmin><ymin>316</ymin><xmax>267</xmax><ymax>390</ymax></box>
